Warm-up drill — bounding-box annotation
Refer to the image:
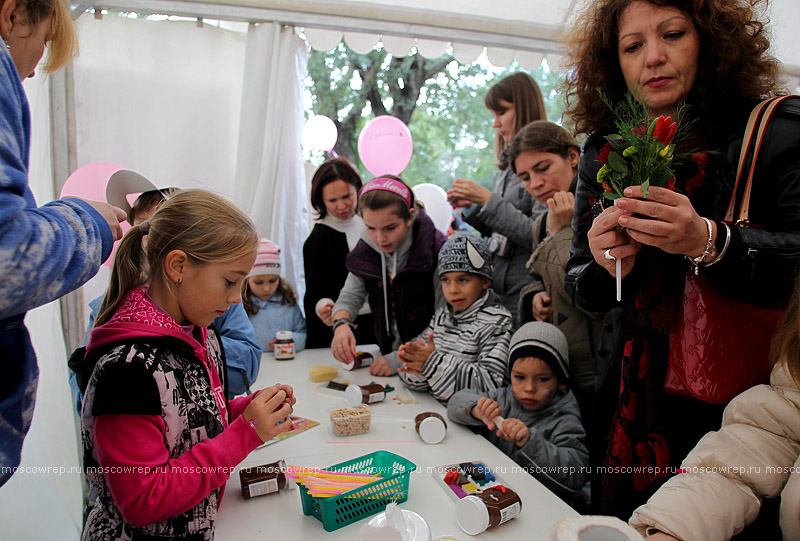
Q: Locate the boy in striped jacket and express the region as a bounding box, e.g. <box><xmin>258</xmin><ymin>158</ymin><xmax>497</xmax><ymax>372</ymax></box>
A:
<box><xmin>397</xmin><ymin>233</ymin><xmax>513</xmax><ymax>403</ymax></box>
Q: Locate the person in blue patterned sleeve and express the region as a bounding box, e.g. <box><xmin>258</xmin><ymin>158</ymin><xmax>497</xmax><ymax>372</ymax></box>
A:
<box><xmin>0</xmin><ymin>0</ymin><xmax>126</xmax><ymax>487</ymax></box>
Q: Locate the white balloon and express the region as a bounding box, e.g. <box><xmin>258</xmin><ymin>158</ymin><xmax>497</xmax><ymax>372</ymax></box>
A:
<box><xmin>303</xmin><ymin>115</ymin><xmax>338</xmax><ymax>152</ymax></box>
<box><xmin>412</xmin><ymin>183</ymin><xmax>452</xmax><ymax>234</ymax></box>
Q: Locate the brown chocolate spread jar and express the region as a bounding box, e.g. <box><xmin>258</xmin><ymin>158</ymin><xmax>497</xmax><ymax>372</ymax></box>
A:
<box><xmin>343</xmin><ymin>351</ymin><xmax>375</xmax><ymax>370</ymax></box>
<box><xmin>345</xmin><ymin>383</ymin><xmax>386</xmax><ymax>406</ymax></box>
<box><xmin>414</xmin><ymin>411</ymin><xmax>447</xmax><ymax>444</ymax></box>
<box><xmin>455</xmin><ymin>485</ymin><xmax>522</xmax><ymax>534</ymax></box>
<box><xmin>274</xmin><ymin>331</ymin><xmax>295</xmax><ymax>360</ymax></box>
<box><xmin>239</xmin><ymin>459</ymin><xmax>288</xmax><ymax>499</ymax></box>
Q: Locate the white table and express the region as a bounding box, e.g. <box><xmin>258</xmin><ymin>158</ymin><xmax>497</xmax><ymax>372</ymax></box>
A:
<box><xmin>215</xmin><ymin>348</ymin><xmax>578</xmax><ymax>539</ymax></box>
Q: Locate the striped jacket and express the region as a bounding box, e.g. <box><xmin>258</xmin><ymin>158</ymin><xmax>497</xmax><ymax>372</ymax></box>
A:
<box><xmin>399</xmin><ymin>289</ymin><xmax>512</xmax><ymax>403</ymax></box>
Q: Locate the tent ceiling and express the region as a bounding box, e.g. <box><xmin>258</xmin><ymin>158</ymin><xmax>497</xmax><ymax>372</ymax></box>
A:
<box><xmin>84</xmin><ymin>0</ymin><xmax>800</xmax><ymax>76</ymax></box>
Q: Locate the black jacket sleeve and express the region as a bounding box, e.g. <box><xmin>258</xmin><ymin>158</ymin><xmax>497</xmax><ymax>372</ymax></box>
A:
<box><xmin>303</xmin><ymin>225</ymin><xmax>351</xmax><ymax>348</ymax></box>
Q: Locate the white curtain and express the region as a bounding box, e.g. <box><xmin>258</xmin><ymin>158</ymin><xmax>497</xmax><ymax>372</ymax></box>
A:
<box><xmin>72</xmin><ymin>14</ymin><xmax>248</xmax><ymax>328</ymax></box>
<box><xmin>0</xmin><ymin>77</ymin><xmax>82</xmax><ymax>540</ymax></box>
<box><xmin>234</xmin><ymin>23</ymin><xmax>309</xmax><ymax>300</ymax></box>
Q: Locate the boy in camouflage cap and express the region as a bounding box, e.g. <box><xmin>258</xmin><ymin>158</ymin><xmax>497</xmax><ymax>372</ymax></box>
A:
<box><xmin>397</xmin><ymin>233</ymin><xmax>514</xmax><ymax>402</ymax></box>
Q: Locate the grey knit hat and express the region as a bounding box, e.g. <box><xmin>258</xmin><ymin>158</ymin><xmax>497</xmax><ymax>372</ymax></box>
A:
<box><xmin>508</xmin><ymin>322</ymin><xmax>570</xmax><ymax>382</ymax></box>
<box><xmin>437</xmin><ymin>233</ymin><xmax>493</xmax><ymax>280</ymax></box>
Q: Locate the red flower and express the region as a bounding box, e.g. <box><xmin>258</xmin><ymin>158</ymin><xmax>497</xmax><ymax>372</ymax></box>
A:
<box><xmin>631</xmin><ymin>126</ymin><xmax>648</xmax><ymax>136</ymax></box>
<box><xmin>596</xmin><ymin>142</ymin><xmax>612</xmax><ymax>164</ymax></box>
<box><xmin>666</xmin><ymin>178</ymin><xmax>676</xmax><ymax>192</ymax></box>
<box><xmin>691</xmin><ymin>152</ymin><xmax>709</xmax><ymax>165</ymax></box>
<box><xmin>662</xmin><ymin>122</ymin><xmax>678</xmax><ymax>145</ymax></box>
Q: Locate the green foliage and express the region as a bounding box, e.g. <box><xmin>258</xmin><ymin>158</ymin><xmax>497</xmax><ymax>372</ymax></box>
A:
<box><xmin>305</xmin><ymin>43</ymin><xmax>567</xmax><ymax>191</ymax></box>
<box><xmin>595</xmin><ymin>91</ymin><xmax>692</xmax><ymax>199</ymax></box>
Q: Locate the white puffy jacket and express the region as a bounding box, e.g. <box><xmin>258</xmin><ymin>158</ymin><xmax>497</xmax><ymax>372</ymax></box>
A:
<box><xmin>629</xmin><ymin>360</ymin><xmax>800</xmax><ymax>540</ymax></box>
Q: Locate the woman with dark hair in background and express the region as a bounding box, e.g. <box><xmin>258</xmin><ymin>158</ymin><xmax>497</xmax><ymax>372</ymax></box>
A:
<box><xmin>447</xmin><ymin>72</ymin><xmax>548</xmax><ymax>321</ymax></box>
<box><xmin>303</xmin><ymin>157</ymin><xmax>375</xmax><ymax>348</ymax></box>
<box><xmin>563</xmin><ymin>0</ymin><xmax>800</xmax><ymax>519</ymax></box>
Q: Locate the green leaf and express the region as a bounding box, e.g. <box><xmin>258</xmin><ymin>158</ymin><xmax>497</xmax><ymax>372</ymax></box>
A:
<box><xmin>649</xmin><ymin>167</ymin><xmax>672</xmax><ymax>187</ymax></box>
<box><xmin>608</xmin><ymin>152</ymin><xmax>628</xmax><ymax>173</ymax></box>
<box><xmin>641</xmin><ymin>179</ymin><xmax>651</xmax><ymax>197</ymax></box>
<box><xmin>603</xmin><ymin>191</ymin><xmax>622</xmax><ymax>200</ymax></box>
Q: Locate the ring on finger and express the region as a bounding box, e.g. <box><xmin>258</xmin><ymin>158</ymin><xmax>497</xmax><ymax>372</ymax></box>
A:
<box><xmin>603</xmin><ymin>248</ymin><xmax>616</xmax><ymax>261</ymax></box>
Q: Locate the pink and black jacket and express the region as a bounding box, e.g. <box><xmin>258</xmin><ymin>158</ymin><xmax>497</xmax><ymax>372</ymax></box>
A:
<box><xmin>79</xmin><ymin>286</ymin><xmax>260</xmax><ymax>541</ymax></box>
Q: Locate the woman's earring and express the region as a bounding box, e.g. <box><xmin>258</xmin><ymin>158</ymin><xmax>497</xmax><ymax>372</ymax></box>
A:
<box><xmin>177</xmin><ymin>277</ymin><xmax>183</xmax><ymax>285</ymax></box>
<box><xmin>3</xmin><ymin>37</ymin><xmax>9</xmax><ymax>51</ymax></box>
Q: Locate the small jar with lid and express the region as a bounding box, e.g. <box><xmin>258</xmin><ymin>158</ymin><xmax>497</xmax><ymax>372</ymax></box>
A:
<box><xmin>342</xmin><ymin>344</ymin><xmax>381</xmax><ymax>370</ymax></box>
<box><xmin>274</xmin><ymin>331</ymin><xmax>295</xmax><ymax>360</ymax></box>
<box><xmin>455</xmin><ymin>485</ymin><xmax>522</xmax><ymax>535</ymax></box>
<box><xmin>345</xmin><ymin>383</ymin><xmax>386</xmax><ymax>406</ymax></box>
<box><xmin>239</xmin><ymin>459</ymin><xmax>294</xmax><ymax>499</ymax></box>
<box><xmin>343</xmin><ymin>351</ymin><xmax>375</xmax><ymax>371</ymax></box>
<box><xmin>415</xmin><ymin>411</ymin><xmax>447</xmax><ymax>444</ymax></box>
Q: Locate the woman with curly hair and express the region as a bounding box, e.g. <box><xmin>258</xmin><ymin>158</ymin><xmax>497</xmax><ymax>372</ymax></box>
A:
<box><xmin>562</xmin><ymin>0</ymin><xmax>800</xmax><ymax>519</ymax></box>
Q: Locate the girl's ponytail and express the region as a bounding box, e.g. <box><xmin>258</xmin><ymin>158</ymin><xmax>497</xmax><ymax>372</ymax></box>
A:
<box><xmin>95</xmin><ymin>222</ymin><xmax>149</xmax><ymax>327</ymax></box>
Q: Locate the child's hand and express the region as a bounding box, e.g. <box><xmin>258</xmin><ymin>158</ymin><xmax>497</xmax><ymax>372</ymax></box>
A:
<box><xmin>267</xmin><ymin>339</ymin><xmax>276</xmax><ymax>351</ymax></box>
<box><xmin>398</xmin><ymin>333</ymin><xmax>434</xmax><ymax>375</ymax></box>
<box><xmin>369</xmin><ymin>356</ymin><xmax>392</xmax><ymax>376</ymax></box>
<box><xmin>532</xmin><ymin>291</ymin><xmax>551</xmax><ymax>322</ymax></box>
<box><xmin>471</xmin><ymin>397</ymin><xmax>502</xmax><ymax>429</ymax></box>
<box><xmin>272</xmin><ymin>382</ymin><xmax>296</xmax><ymax>406</ymax></box>
<box><xmin>331</xmin><ymin>325</ymin><xmax>356</xmax><ymax>364</ymax></box>
<box><xmin>242</xmin><ymin>385</ymin><xmax>294</xmax><ymax>442</ymax></box>
<box><xmin>499</xmin><ymin>418</ymin><xmax>531</xmax><ymax>448</ymax></box>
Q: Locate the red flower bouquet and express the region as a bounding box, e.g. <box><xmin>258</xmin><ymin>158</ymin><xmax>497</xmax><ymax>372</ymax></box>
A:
<box><xmin>595</xmin><ymin>92</ymin><xmax>692</xmax><ymax>199</ymax></box>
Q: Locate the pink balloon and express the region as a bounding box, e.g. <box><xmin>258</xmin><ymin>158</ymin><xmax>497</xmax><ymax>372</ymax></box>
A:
<box><xmin>357</xmin><ymin>116</ymin><xmax>413</xmax><ymax>176</ymax></box>
<box><xmin>60</xmin><ymin>162</ymin><xmax>126</xmax><ymax>267</ymax></box>
<box><xmin>60</xmin><ymin>162</ymin><xmax>125</xmax><ymax>201</ymax></box>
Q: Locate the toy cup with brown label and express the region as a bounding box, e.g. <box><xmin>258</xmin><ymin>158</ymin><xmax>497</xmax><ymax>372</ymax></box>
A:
<box><xmin>345</xmin><ymin>383</ymin><xmax>386</xmax><ymax>406</ymax></box>
<box><xmin>455</xmin><ymin>485</ymin><xmax>522</xmax><ymax>534</ymax></box>
<box><xmin>415</xmin><ymin>412</ymin><xmax>447</xmax><ymax>444</ymax></box>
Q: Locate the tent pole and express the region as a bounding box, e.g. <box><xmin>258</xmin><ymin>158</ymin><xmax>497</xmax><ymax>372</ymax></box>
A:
<box><xmin>49</xmin><ymin>62</ymin><xmax>85</xmax><ymax>358</ymax></box>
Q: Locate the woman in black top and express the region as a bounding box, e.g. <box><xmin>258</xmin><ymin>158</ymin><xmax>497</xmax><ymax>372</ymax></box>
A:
<box><xmin>563</xmin><ymin>0</ymin><xmax>800</xmax><ymax>519</ymax></box>
<box><xmin>303</xmin><ymin>158</ymin><xmax>376</xmax><ymax>348</ymax></box>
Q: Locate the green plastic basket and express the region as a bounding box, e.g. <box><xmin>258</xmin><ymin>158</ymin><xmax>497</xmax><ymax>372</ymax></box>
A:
<box><xmin>298</xmin><ymin>450</ymin><xmax>416</xmax><ymax>531</ymax></box>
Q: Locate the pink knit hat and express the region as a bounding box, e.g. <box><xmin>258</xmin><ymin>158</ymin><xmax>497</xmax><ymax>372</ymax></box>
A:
<box><xmin>249</xmin><ymin>238</ymin><xmax>281</xmax><ymax>277</ymax></box>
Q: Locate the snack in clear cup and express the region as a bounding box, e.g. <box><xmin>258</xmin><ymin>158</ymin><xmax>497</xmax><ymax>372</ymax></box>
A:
<box><xmin>329</xmin><ymin>404</ymin><xmax>372</xmax><ymax>436</ymax></box>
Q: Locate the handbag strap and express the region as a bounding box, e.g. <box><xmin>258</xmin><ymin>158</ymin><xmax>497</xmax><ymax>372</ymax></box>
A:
<box><xmin>724</xmin><ymin>95</ymin><xmax>798</xmax><ymax>224</ymax></box>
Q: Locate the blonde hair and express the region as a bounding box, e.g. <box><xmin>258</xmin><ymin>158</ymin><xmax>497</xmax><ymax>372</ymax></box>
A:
<box><xmin>7</xmin><ymin>0</ymin><xmax>79</xmax><ymax>72</ymax></box>
<box><xmin>95</xmin><ymin>189</ymin><xmax>259</xmax><ymax>327</ymax></box>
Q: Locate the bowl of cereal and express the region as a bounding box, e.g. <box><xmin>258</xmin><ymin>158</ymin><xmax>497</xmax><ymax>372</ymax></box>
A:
<box><xmin>328</xmin><ymin>405</ymin><xmax>372</xmax><ymax>437</ymax></box>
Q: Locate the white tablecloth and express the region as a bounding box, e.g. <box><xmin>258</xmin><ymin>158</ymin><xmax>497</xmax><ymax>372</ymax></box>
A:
<box><xmin>214</xmin><ymin>348</ymin><xmax>578</xmax><ymax>539</ymax></box>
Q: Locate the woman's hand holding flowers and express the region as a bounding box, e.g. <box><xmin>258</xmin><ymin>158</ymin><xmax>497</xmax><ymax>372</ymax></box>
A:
<box><xmin>615</xmin><ymin>185</ymin><xmax>716</xmax><ymax>261</ymax></box>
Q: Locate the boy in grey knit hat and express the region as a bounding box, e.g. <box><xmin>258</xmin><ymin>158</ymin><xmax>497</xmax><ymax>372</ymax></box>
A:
<box><xmin>397</xmin><ymin>233</ymin><xmax>513</xmax><ymax>403</ymax></box>
<box><xmin>447</xmin><ymin>321</ymin><xmax>589</xmax><ymax>502</ymax></box>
